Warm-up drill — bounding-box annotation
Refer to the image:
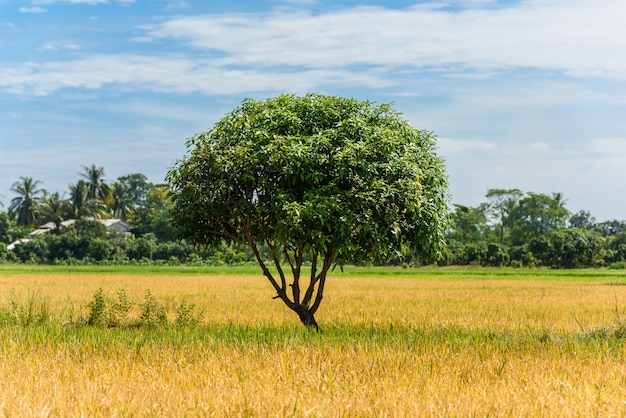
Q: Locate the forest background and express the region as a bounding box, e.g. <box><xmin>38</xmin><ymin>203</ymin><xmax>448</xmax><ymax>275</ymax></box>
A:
<box><xmin>1</xmin><ymin>165</ymin><xmax>625</xmax><ymax>269</ymax></box>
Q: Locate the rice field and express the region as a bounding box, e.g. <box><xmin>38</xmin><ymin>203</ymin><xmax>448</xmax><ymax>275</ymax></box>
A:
<box><xmin>1</xmin><ymin>265</ymin><xmax>626</xmax><ymax>416</ymax></box>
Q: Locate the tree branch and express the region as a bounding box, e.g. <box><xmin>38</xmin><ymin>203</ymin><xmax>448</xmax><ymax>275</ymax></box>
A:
<box><xmin>252</xmin><ymin>213</ymin><xmax>288</xmax><ymax>293</ymax></box>
<box><xmin>301</xmin><ymin>249</ymin><xmax>334</xmax><ymax>309</ymax></box>
<box><xmin>310</xmin><ymin>251</ymin><xmax>335</xmax><ymax>315</ymax></box>
<box><xmin>290</xmin><ymin>243</ymin><xmax>305</xmax><ymax>305</ymax></box>
<box><xmin>245</xmin><ymin>223</ymin><xmax>294</xmax><ymax>310</ymax></box>
<box><xmin>265</xmin><ymin>238</ymin><xmax>287</xmax><ymax>293</ymax></box>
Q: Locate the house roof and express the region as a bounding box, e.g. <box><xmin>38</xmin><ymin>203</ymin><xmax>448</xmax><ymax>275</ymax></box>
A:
<box><xmin>29</xmin><ymin>218</ymin><xmax>131</xmax><ymax>236</ymax></box>
<box><xmin>99</xmin><ymin>219</ymin><xmax>132</xmax><ymax>229</ymax></box>
<box><xmin>30</xmin><ymin>220</ymin><xmax>75</xmax><ymax>236</ymax></box>
<box><xmin>9</xmin><ymin>219</ymin><xmax>133</xmax><ymax>251</ymax></box>
<box><xmin>7</xmin><ymin>238</ymin><xmax>29</xmax><ymax>251</ymax></box>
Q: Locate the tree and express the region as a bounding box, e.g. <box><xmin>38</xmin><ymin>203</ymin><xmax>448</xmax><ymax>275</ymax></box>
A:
<box><xmin>68</xmin><ymin>179</ymin><xmax>104</xmax><ymax>219</ymax></box>
<box><xmin>107</xmin><ymin>182</ymin><xmax>133</xmax><ymax>221</ymax></box>
<box><xmin>569</xmin><ymin>210</ymin><xmax>595</xmax><ymax>229</ymax></box>
<box><xmin>0</xmin><ymin>212</ymin><xmax>11</xmax><ymax>244</ymax></box>
<box><xmin>117</xmin><ymin>173</ymin><xmax>153</xmax><ymax>207</ymax></box>
<box><xmin>544</xmin><ymin>228</ymin><xmax>603</xmax><ymax>268</ymax></box>
<box><xmin>104</xmin><ymin>174</ymin><xmax>154</xmax><ymax>221</ymax></box>
<box><xmin>509</xmin><ymin>192</ymin><xmax>570</xmax><ymax>245</ymax></box>
<box><xmin>129</xmin><ymin>186</ymin><xmax>175</xmax><ymax>239</ymax></box>
<box><xmin>485</xmin><ymin>188</ymin><xmax>523</xmax><ymax>245</ymax></box>
<box><xmin>592</xmin><ymin>220</ymin><xmax>626</xmax><ymax>237</ymax></box>
<box><xmin>605</xmin><ymin>231</ymin><xmax>626</xmax><ymax>263</ymax></box>
<box><xmin>448</xmin><ymin>204</ymin><xmax>487</xmax><ymax>243</ymax></box>
<box><xmin>167</xmin><ymin>93</ymin><xmax>449</xmax><ymax>330</ymax></box>
<box><xmin>9</xmin><ymin>176</ymin><xmax>45</xmax><ymax>227</ymax></box>
<box><xmin>80</xmin><ymin>164</ymin><xmax>108</xmax><ymax>202</ymax></box>
<box><xmin>39</xmin><ymin>192</ymin><xmax>72</xmax><ymax>232</ymax></box>
<box><xmin>73</xmin><ymin>218</ymin><xmax>107</xmax><ymax>239</ymax></box>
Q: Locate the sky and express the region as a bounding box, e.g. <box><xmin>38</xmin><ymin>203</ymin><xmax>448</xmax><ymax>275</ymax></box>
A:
<box><xmin>1</xmin><ymin>0</ymin><xmax>625</xmax><ymax>221</ymax></box>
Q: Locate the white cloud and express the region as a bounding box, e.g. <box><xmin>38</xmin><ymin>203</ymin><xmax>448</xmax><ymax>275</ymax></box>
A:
<box><xmin>19</xmin><ymin>6</ymin><xmax>46</xmax><ymax>13</ymax></box>
<box><xmin>276</xmin><ymin>0</ymin><xmax>317</xmax><ymax>5</ymax></box>
<box><xmin>39</xmin><ymin>41</ymin><xmax>80</xmax><ymax>51</ymax></box>
<box><xmin>33</xmin><ymin>0</ymin><xmax>108</xmax><ymax>4</ymax></box>
<box><xmin>589</xmin><ymin>138</ymin><xmax>626</xmax><ymax>165</ymax></box>
<box><xmin>143</xmin><ymin>0</ymin><xmax>626</xmax><ymax>79</ymax></box>
<box><xmin>529</xmin><ymin>142</ymin><xmax>549</xmax><ymax>152</ymax></box>
<box><xmin>0</xmin><ymin>54</ymin><xmax>389</xmax><ymax>96</ymax></box>
<box><xmin>109</xmin><ymin>100</ymin><xmax>217</xmax><ymax>124</ymax></box>
<box><xmin>438</xmin><ymin>137</ymin><xmax>496</xmax><ymax>154</ymax></box>
<box><xmin>32</xmin><ymin>0</ymin><xmax>134</xmax><ymax>5</ymax></box>
<box><xmin>590</xmin><ymin>138</ymin><xmax>626</xmax><ymax>155</ymax></box>
<box><xmin>164</xmin><ymin>1</ymin><xmax>190</xmax><ymax>11</ymax></box>
<box><xmin>2</xmin><ymin>1</ymin><xmax>626</xmax><ymax>97</ymax></box>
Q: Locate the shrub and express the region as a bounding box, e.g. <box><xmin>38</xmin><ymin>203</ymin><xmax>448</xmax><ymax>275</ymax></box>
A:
<box><xmin>86</xmin><ymin>238</ymin><xmax>116</xmax><ymax>261</ymax></box>
<box><xmin>11</xmin><ymin>239</ymin><xmax>49</xmax><ymax>263</ymax></box>
<box><xmin>127</xmin><ymin>236</ymin><xmax>156</xmax><ymax>260</ymax></box>
<box><xmin>139</xmin><ymin>289</ymin><xmax>167</xmax><ymax>327</ymax></box>
<box><xmin>87</xmin><ymin>288</ymin><xmax>107</xmax><ymax>326</ymax></box>
<box><xmin>6</xmin><ymin>289</ymin><xmax>51</xmax><ymax>326</ymax></box>
<box><xmin>175</xmin><ymin>300</ymin><xmax>204</xmax><ymax>327</ymax></box>
<box><xmin>483</xmin><ymin>243</ymin><xmax>509</xmax><ymax>267</ymax></box>
<box><xmin>609</xmin><ymin>261</ymin><xmax>626</xmax><ymax>270</ymax></box>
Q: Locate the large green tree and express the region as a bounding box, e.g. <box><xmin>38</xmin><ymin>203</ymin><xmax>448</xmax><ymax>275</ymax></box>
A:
<box><xmin>167</xmin><ymin>93</ymin><xmax>449</xmax><ymax>329</ymax></box>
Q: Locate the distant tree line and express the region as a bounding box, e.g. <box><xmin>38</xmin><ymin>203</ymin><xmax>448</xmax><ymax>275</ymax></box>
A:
<box><xmin>439</xmin><ymin>188</ymin><xmax>626</xmax><ymax>269</ymax></box>
<box><xmin>1</xmin><ymin>170</ymin><xmax>625</xmax><ymax>268</ymax></box>
<box><xmin>0</xmin><ymin>166</ymin><xmax>252</xmax><ymax>265</ymax></box>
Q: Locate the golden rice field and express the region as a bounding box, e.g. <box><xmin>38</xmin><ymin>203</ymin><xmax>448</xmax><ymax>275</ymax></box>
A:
<box><xmin>2</xmin><ymin>265</ymin><xmax>626</xmax><ymax>416</ymax></box>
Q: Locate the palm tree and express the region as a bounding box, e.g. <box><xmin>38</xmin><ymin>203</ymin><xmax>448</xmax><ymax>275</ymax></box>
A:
<box><xmin>80</xmin><ymin>164</ymin><xmax>108</xmax><ymax>201</ymax></box>
<box><xmin>552</xmin><ymin>192</ymin><xmax>569</xmax><ymax>210</ymax></box>
<box><xmin>39</xmin><ymin>192</ymin><xmax>72</xmax><ymax>232</ymax></box>
<box><xmin>108</xmin><ymin>182</ymin><xmax>133</xmax><ymax>221</ymax></box>
<box><xmin>69</xmin><ymin>179</ymin><xmax>105</xmax><ymax>219</ymax></box>
<box><xmin>9</xmin><ymin>176</ymin><xmax>45</xmax><ymax>227</ymax></box>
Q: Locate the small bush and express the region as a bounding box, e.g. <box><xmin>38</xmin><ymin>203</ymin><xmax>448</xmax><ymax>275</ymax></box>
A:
<box><xmin>72</xmin><ymin>288</ymin><xmax>203</xmax><ymax>329</ymax></box>
<box><xmin>175</xmin><ymin>300</ymin><xmax>204</xmax><ymax>328</ymax></box>
<box><xmin>139</xmin><ymin>289</ymin><xmax>167</xmax><ymax>327</ymax></box>
<box><xmin>108</xmin><ymin>289</ymin><xmax>133</xmax><ymax>326</ymax></box>
<box><xmin>87</xmin><ymin>287</ymin><xmax>107</xmax><ymax>326</ymax></box>
<box><xmin>609</xmin><ymin>261</ymin><xmax>626</xmax><ymax>270</ymax></box>
<box><xmin>4</xmin><ymin>289</ymin><xmax>51</xmax><ymax>326</ymax></box>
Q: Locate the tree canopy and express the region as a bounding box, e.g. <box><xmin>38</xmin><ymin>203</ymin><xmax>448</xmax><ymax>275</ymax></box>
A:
<box><xmin>167</xmin><ymin>93</ymin><xmax>449</xmax><ymax>329</ymax></box>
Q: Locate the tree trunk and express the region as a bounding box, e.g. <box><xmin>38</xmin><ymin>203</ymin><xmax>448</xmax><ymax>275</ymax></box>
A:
<box><xmin>296</xmin><ymin>307</ymin><xmax>319</xmax><ymax>332</ymax></box>
<box><xmin>247</xmin><ymin>238</ymin><xmax>330</xmax><ymax>332</ymax></box>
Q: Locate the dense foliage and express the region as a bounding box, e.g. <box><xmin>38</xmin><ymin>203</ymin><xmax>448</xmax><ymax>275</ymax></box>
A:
<box><xmin>442</xmin><ymin>189</ymin><xmax>626</xmax><ymax>269</ymax></box>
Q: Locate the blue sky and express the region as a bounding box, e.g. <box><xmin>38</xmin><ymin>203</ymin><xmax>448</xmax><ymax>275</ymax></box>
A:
<box><xmin>1</xmin><ymin>0</ymin><xmax>625</xmax><ymax>221</ymax></box>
